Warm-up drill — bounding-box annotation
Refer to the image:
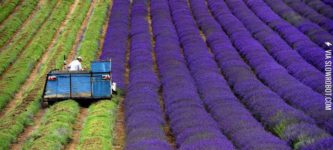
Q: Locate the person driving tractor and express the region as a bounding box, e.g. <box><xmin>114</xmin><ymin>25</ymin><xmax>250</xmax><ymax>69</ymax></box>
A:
<box><xmin>67</xmin><ymin>56</ymin><xmax>83</xmax><ymax>71</ymax></box>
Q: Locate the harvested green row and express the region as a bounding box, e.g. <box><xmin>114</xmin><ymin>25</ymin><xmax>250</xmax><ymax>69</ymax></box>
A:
<box><xmin>0</xmin><ymin>1</ymin><xmax>91</xmax><ymax>148</ymax></box>
<box><xmin>78</xmin><ymin>0</ymin><xmax>110</xmax><ymax>68</ymax></box>
<box><xmin>22</xmin><ymin>100</ymin><xmax>80</xmax><ymax>150</ymax></box>
<box><xmin>0</xmin><ymin>0</ymin><xmax>75</xmax><ymax>111</ymax></box>
<box><xmin>0</xmin><ymin>0</ymin><xmax>39</xmax><ymax>47</ymax></box>
<box><xmin>0</xmin><ymin>0</ymin><xmax>58</xmax><ymax>75</ymax></box>
<box><xmin>78</xmin><ymin>99</ymin><xmax>119</xmax><ymax>150</ymax></box>
<box><xmin>0</xmin><ymin>0</ymin><xmax>20</xmax><ymax>23</ymax></box>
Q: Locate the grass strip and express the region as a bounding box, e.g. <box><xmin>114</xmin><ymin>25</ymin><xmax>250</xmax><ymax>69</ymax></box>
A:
<box><xmin>0</xmin><ymin>0</ymin><xmax>58</xmax><ymax>75</ymax></box>
<box><xmin>0</xmin><ymin>1</ymin><xmax>90</xmax><ymax>148</ymax></box>
<box><xmin>22</xmin><ymin>100</ymin><xmax>80</xmax><ymax>150</ymax></box>
<box><xmin>78</xmin><ymin>99</ymin><xmax>119</xmax><ymax>150</ymax></box>
<box><xmin>0</xmin><ymin>0</ymin><xmax>20</xmax><ymax>23</ymax></box>
<box><xmin>0</xmin><ymin>0</ymin><xmax>39</xmax><ymax>47</ymax></box>
<box><xmin>0</xmin><ymin>0</ymin><xmax>74</xmax><ymax>111</ymax></box>
<box><xmin>77</xmin><ymin>0</ymin><xmax>110</xmax><ymax>68</ymax></box>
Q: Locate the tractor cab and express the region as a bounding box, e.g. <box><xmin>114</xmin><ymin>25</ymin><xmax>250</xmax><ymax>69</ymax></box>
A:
<box><xmin>42</xmin><ymin>60</ymin><xmax>116</xmax><ymax>107</ymax></box>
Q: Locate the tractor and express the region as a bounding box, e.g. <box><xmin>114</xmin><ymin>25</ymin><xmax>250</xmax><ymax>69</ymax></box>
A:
<box><xmin>41</xmin><ymin>60</ymin><xmax>116</xmax><ymax>107</ymax></box>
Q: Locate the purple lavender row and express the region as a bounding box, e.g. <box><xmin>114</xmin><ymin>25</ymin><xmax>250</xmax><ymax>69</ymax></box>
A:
<box><xmin>283</xmin><ymin>0</ymin><xmax>333</xmax><ymax>34</ymax></box>
<box><xmin>244</xmin><ymin>0</ymin><xmax>325</xmax><ymax>72</ymax></box>
<box><xmin>321</xmin><ymin>0</ymin><xmax>333</xmax><ymax>7</ymax></box>
<box><xmin>302</xmin><ymin>0</ymin><xmax>333</xmax><ymax>20</ymax></box>
<box><xmin>263</xmin><ymin>0</ymin><xmax>333</xmax><ymax>49</ymax></box>
<box><xmin>224</xmin><ymin>0</ymin><xmax>324</xmax><ymax>94</ymax></box>
<box><xmin>151</xmin><ymin>0</ymin><xmax>235</xmax><ymax>149</ymax></box>
<box><xmin>100</xmin><ymin>0</ymin><xmax>130</xmax><ymax>91</ymax></box>
<box><xmin>211</xmin><ymin>0</ymin><xmax>333</xmax><ymax>134</ymax></box>
<box><xmin>170</xmin><ymin>0</ymin><xmax>290</xmax><ymax>149</ymax></box>
<box><xmin>124</xmin><ymin>0</ymin><xmax>171</xmax><ymax>149</ymax></box>
<box><xmin>204</xmin><ymin>0</ymin><xmax>333</xmax><ymax>149</ymax></box>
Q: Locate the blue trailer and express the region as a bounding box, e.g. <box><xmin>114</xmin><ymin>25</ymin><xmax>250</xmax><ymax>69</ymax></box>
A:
<box><xmin>42</xmin><ymin>60</ymin><xmax>116</xmax><ymax>107</ymax></box>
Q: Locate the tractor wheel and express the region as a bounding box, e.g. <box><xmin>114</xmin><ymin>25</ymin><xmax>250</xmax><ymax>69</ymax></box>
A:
<box><xmin>42</xmin><ymin>101</ymin><xmax>48</xmax><ymax>108</ymax></box>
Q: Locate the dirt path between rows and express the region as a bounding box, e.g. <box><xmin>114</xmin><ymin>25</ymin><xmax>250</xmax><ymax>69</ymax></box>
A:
<box><xmin>113</xmin><ymin>98</ymin><xmax>125</xmax><ymax>150</ymax></box>
<box><xmin>0</xmin><ymin>0</ymin><xmax>79</xmax><ymax>118</ymax></box>
<box><xmin>10</xmin><ymin>109</ymin><xmax>46</xmax><ymax>150</ymax></box>
<box><xmin>0</xmin><ymin>0</ymin><xmax>45</xmax><ymax>50</ymax></box>
<box><xmin>64</xmin><ymin>108</ymin><xmax>88</xmax><ymax>150</ymax></box>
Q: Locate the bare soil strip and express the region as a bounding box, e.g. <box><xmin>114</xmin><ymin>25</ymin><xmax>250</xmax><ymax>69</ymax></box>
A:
<box><xmin>10</xmin><ymin>109</ymin><xmax>46</xmax><ymax>150</ymax></box>
<box><xmin>64</xmin><ymin>108</ymin><xmax>88</xmax><ymax>150</ymax></box>
<box><xmin>113</xmin><ymin>98</ymin><xmax>126</xmax><ymax>150</ymax></box>
<box><xmin>0</xmin><ymin>0</ymin><xmax>45</xmax><ymax>50</ymax></box>
<box><xmin>148</xmin><ymin>2</ymin><xmax>176</xmax><ymax>148</ymax></box>
<box><xmin>0</xmin><ymin>0</ymin><xmax>79</xmax><ymax>118</ymax></box>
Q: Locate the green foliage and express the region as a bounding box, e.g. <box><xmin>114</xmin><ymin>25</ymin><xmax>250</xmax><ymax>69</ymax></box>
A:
<box><xmin>0</xmin><ymin>0</ymin><xmax>74</xmax><ymax>111</ymax></box>
<box><xmin>78</xmin><ymin>100</ymin><xmax>117</xmax><ymax>150</ymax></box>
<box><xmin>0</xmin><ymin>0</ymin><xmax>58</xmax><ymax>75</ymax></box>
<box><xmin>0</xmin><ymin>0</ymin><xmax>20</xmax><ymax>23</ymax></box>
<box><xmin>0</xmin><ymin>0</ymin><xmax>90</xmax><ymax>147</ymax></box>
<box><xmin>0</xmin><ymin>96</ymin><xmax>40</xmax><ymax>149</ymax></box>
<box><xmin>0</xmin><ymin>0</ymin><xmax>39</xmax><ymax>47</ymax></box>
<box><xmin>23</xmin><ymin>100</ymin><xmax>80</xmax><ymax>150</ymax></box>
<box><xmin>78</xmin><ymin>0</ymin><xmax>110</xmax><ymax>68</ymax></box>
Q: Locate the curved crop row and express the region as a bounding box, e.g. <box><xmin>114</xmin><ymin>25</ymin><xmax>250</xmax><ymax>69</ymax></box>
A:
<box><xmin>263</xmin><ymin>0</ymin><xmax>333</xmax><ymax>49</ymax></box>
<box><xmin>244</xmin><ymin>0</ymin><xmax>325</xmax><ymax>72</ymax></box>
<box><xmin>78</xmin><ymin>100</ymin><xmax>118</xmax><ymax>150</ymax></box>
<box><xmin>224</xmin><ymin>0</ymin><xmax>324</xmax><ymax>94</ymax></box>
<box><xmin>283</xmin><ymin>0</ymin><xmax>333</xmax><ymax>34</ymax></box>
<box><xmin>0</xmin><ymin>1</ymin><xmax>91</xmax><ymax>148</ymax></box>
<box><xmin>169</xmin><ymin>0</ymin><xmax>290</xmax><ymax>149</ymax></box>
<box><xmin>152</xmin><ymin>0</ymin><xmax>236</xmax><ymax>149</ymax></box>
<box><xmin>124</xmin><ymin>0</ymin><xmax>171</xmax><ymax>149</ymax></box>
<box><xmin>212</xmin><ymin>0</ymin><xmax>333</xmax><ymax>134</ymax></box>
<box><xmin>302</xmin><ymin>0</ymin><xmax>333</xmax><ymax>19</ymax></box>
<box><xmin>77</xmin><ymin>0</ymin><xmax>110</xmax><ymax>68</ymax></box>
<box><xmin>0</xmin><ymin>0</ymin><xmax>39</xmax><ymax>48</ymax></box>
<box><xmin>100</xmin><ymin>0</ymin><xmax>130</xmax><ymax>91</ymax></box>
<box><xmin>0</xmin><ymin>0</ymin><xmax>20</xmax><ymax>23</ymax></box>
<box><xmin>204</xmin><ymin>0</ymin><xmax>333</xmax><ymax>149</ymax></box>
<box><xmin>0</xmin><ymin>0</ymin><xmax>74</xmax><ymax>111</ymax></box>
<box><xmin>0</xmin><ymin>0</ymin><xmax>58</xmax><ymax>76</ymax></box>
<box><xmin>22</xmin><ymin>100</ymin><xmax>79</xmax><ymax>150</ymax></box>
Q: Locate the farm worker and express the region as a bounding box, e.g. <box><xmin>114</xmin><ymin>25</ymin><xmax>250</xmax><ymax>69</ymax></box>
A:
<box><xmin>68</xmin><ymin>56</ymin><xmax>83</xmax><ymax>71</ymax></box>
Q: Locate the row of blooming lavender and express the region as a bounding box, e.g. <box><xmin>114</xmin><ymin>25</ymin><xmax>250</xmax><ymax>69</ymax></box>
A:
<box><xmin>283</xmin><ymin>0</ymin><xmax>333</xmax><ymax>34</ymax></box>
<box><xmin>224</xmin><ymin>0</ymin><xmax>324</xmax><ymax>94</ymax></box>
<box><xmin>100</xmin><ymin>0</ymin><xmax>130</xmax><ymax>91</ymax></box>
<box><xmin>208</xmin><ymin>0</ymin><xmax>333</xmax><ymax>135</ymax></box>
<box><xmin>263</xmin><ymin>0</ymin><xmax>333</xmax><ymax>49</ymax></box>
<box><xmin>123</xmin><ymin>0</ymin><xmax>171</xmax><ymax>149</ymax></box>
<box><xmin>302</xmin><ymin>0</ymin><xmax>333</xmax><ymax>20</ymax></box>
<box><xmin>152</xmin><ymin>0</ymin><xmax>235</xmax><ymax>149</ymax></box>
<box><xmin>189</xmin><ymin>0</ymin><xmax>333</xmax><ymax>149</ymax></box>
<box><xmin>244</xmin><ymin>0</ymin><xmax>325</xmax><ymax>73</ymax></box>
<box><xmin>169</xmin><ymin>0</ymin><xmax>291</xmax><ymax>149</ymax></box>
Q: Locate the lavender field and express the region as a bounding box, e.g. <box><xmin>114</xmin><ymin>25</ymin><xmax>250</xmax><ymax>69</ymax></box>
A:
<box><xmin>0</xmin><ymin>0</ymin><xmax>332</xmax><ymax>149</ymax></box>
